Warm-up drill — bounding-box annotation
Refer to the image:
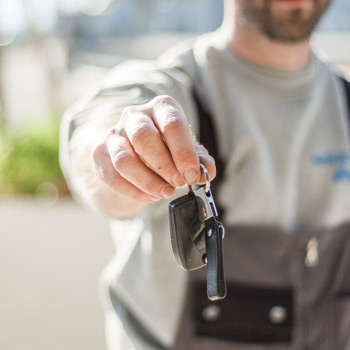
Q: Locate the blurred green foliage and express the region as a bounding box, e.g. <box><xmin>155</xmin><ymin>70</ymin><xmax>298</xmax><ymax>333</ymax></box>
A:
<box><xmin>0</xmin><ymin>118</ymin><xmax>69</xmax><ymax>196</ymax></box>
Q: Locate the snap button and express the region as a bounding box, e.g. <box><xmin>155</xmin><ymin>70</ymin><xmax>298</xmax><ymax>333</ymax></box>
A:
<box><xmin>268</xmin><ymin>305</ymin><xmax>287</xmax><ymax>324</ymax></box>
<box><xmin>305</xmin><ymin>237</ymin><xmax>319</xmax><ymax>268</ymax></box>
<box><xmin>202</xmin><ymin>304</ymin><xmax>221</xmax><ymax>322</ymax></box>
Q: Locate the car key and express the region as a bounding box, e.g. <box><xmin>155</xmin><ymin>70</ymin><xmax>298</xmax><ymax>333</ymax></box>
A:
<box><xmin>169</xmin><ymin>164</ymin><xmax>227</xmax><ymax>300</ymax></box>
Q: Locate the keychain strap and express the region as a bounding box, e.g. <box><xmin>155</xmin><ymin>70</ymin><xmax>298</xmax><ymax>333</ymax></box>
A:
<box><xmin>205</xmin><ymin>217</ymin><xmax>227</xmax><ymax>300</ymax></box>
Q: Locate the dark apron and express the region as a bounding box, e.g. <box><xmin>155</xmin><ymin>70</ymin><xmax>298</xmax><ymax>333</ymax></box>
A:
<box><xmin>173</xmin><ymin>223</ymin><xmax>350</xmax><ymax>350</ymax></box>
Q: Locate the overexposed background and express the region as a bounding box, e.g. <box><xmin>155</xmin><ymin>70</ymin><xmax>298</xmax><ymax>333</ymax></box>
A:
<box><xmin>0</xmin><ymin>198</ymin><xmax>112</xmax><ymax>350</ymax></box>
<box><xmin>0</xmin><ymin>0</ymin><xmax>349</xmax><ymax>349</ymax></box>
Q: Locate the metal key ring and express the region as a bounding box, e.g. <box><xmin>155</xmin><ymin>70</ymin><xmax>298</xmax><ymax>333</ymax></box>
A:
<box><xmin>200</xmin><ymin>163</ymin><xmax>210</xmax><ymax>193</ymax></box>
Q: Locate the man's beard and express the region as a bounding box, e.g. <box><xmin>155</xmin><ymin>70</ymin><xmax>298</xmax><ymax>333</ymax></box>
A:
<box><xmin>235</xmin><ymin>0</ymin><xmax>331</xmax><ymax>42</ymax></box>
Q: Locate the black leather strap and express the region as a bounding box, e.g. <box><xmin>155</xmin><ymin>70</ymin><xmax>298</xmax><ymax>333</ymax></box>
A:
<box><xmin>341</xmin><ymin>77</ymin><xmax>350</xmax><ymax>118</ymax></box>
<box><xmin>205</xmin><ymin>218</ymin><xmax>227</xmax><ymax>300</ymax></box>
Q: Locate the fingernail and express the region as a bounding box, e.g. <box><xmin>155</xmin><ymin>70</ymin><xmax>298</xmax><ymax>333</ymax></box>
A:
<box><xmin>172</xmin><ymin>174</ymin><xmax>185</xmax><ymax>188</ymax></box>
<box><xmin>184</xmin><ymin>168</ymin><xmax>198</xmax><ymax>184</ymax></box>
<box><xmin>161</xmin><ymin>185</ymin><xmax>175</xmax><ymax>198</ymax></box>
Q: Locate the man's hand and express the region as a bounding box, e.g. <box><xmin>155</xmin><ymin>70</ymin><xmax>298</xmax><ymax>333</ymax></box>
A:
<box><xmin>92</xmin><ymin>95</ymin><xmax>216</xmax><ymax>204</ymax></box>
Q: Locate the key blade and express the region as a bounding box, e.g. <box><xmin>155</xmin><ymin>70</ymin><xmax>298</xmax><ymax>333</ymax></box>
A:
<box><xmin>193</xmin><ymin>186</ymin><xmax>218</xmax><ymax>220</ymax></box>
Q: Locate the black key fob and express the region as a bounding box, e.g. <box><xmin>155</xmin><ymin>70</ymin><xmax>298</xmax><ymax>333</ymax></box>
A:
<box><xmin>169</xmin><ymin>191</ymin><xmax>207</xmax><ymax>271</ymax></box>
<box><xmin>168</xmin><ymin>164</ymin><xmax>227</xmax><ymax>300</ymax></box>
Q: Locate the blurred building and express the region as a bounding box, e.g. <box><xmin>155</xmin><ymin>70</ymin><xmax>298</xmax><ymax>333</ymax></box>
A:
<box><xmin>0</xmin><ymin>0</ymin><xmax>349</xmax><ymax>126</ymax></box>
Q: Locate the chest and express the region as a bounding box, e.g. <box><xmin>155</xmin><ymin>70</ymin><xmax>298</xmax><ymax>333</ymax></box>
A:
<box><xmin>196</xmin><ymin>74</ymin><xmax>350</xmax><ymax>230</ymax></box>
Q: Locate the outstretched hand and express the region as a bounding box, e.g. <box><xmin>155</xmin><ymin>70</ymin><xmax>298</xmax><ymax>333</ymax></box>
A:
<box><xmin>92</xmin><ymin>95</ymin><xmax>216</xmax><ymax>203</ymax></box>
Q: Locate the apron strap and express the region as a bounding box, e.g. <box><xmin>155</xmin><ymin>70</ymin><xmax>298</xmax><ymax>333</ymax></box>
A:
<box><xmin>340</xmin><ymin>77</ymin><xmax>350</xmax><ymax>118</ymax></box>
<box><xmin>192</xmin><ymin>87</ymin><xmax>225</xmax><ymax>218</ymax></box>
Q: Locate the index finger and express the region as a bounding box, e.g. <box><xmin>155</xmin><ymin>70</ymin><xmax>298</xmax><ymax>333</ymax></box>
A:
<box><xmin>151</xmin><ymin>96</ymin><xmax>200</xmax><ymax>185</ymax></box>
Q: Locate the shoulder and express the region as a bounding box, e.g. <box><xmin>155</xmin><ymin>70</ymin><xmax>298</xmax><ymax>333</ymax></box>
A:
<box><xmin>157</xmin><ymin>31</ymin><xmax>228</xmax><ymax>74</ymax></box>
<box><xmin>313</xmin><ymin>51</ymin><xmax>350</xmax><ymax>83</ymax></box>
<box><xmin>97</xmin><ymin>31</ymin><xmax>227</xmax><ymax>93</ymax></box>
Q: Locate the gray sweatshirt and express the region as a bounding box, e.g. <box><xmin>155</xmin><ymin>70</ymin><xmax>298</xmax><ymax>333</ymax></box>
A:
<box><xmin>60</xmin><ymin>32</ymin><xmax>350</xmax><ymax>349</ymax></box>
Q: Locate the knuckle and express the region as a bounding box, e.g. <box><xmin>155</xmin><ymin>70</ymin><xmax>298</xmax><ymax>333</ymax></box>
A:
<box><xmin>133</xmin><ymin>195</ymin><xmax>149</xmax><ymax>203</ymax></box>
<box><xmin>177</xmin><ymin>148</ymin><xmax>197</xmax><ymax>164</ymax></box>
<box><xmin>129</xmin><ymin>123</ymin><xmax>154</xmax><ymax>146</ymax></box>
<box><xmin>122</xmin><ymin>185</ymin><xmax>155</xmax><ymax>203</ymax></box>
<box><xmin>112</xmin><ymin>150</ymin><xmax>132</xmax><ymax>171</ymax></box>
<box><xmin>153</xmin><ymin>95</ymin><xmax>177</xmax><ymax>107</ymax></box>
<box><xmin>107</xmin><ymin>126</ymin><xmax>123</xmax><ymax>137</ymax></box>
<box><xmin>94</xmin><ymin>165</ymin><xmax>105</xmax><ymax>181</ymax></box>
<box><xmin>135</xmin><ymin>192</ymin><xmax>155</xmax><ymax>203</ymax></box>
<box><xmin>106</xmin><ymin>172</ymin><xmax>120</xmax><ymax>188</ymax></box>
<box><xmin>162</xmin><ymin>116</ymin><xmax>184</xmax><ymax>134</ymax></box>
<box><xmin>92</xmin><ymin>145</ymin><xmax>110</xmax><ymax>181</ymax></box>
<box><xmin>157</xmin><ymin>162</ymin><xmax>175</xmax><ymax>176</ymax></box>
<box><xmin>92</xmin><ymin>143</ymin><xmax>105</xmax><ymax>161</ymax></box>
<box><xmin>143</xmin><ymin>180</ymin><xmax>157</xmax><ymax>194</ymax></box>
<box><xmin>121</xmin><ymin>105</ymin><xmax>139</xmax><ymax>117</ymax></box>
<box><xmin>153</xmin><ymin>96</ymin><xmax>183</xmax><ymax>119</ymax></box>
<box><xmin>94</xmin><ymin>161</ymin><xmax>116</xmax><ymax>186</ymax></box>
<box><xmin>196</xmin><ymin>143</ymin><xmax>209</xmax><ymax>155</ymax></box>
<box><xmin>120</xmin><ymin>105</ymin><xmax>142</xmax><ymax>124</ymax></box>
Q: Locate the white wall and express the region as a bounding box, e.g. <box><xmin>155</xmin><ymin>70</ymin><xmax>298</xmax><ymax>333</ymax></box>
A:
<box><xmin>0</xmin><ymin>197</ymin><xmax>114</xmax><ymax>350</ymax></box>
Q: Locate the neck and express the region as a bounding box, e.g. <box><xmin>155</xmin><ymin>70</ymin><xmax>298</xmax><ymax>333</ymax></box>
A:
<box><xmin>221</xmin><ymin>16</ymin><xmax>312</xmax><ymax>70</ymax></box>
